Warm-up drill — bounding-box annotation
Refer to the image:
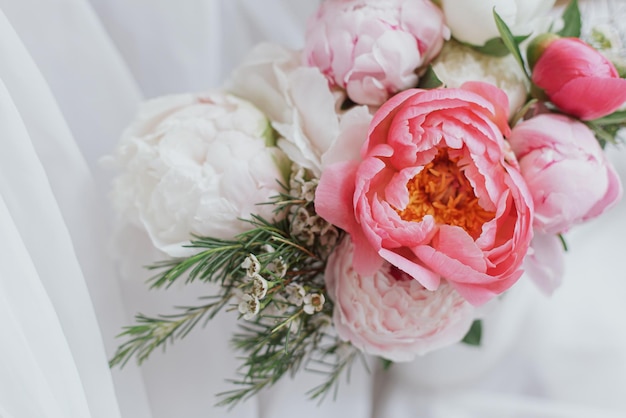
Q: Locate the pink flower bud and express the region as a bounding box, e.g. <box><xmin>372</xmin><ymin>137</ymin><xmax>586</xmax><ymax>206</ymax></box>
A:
<box><xmin>530</xmin><ymin>37</ymin><xmax>626</xmax><ymax>120</ymax></box>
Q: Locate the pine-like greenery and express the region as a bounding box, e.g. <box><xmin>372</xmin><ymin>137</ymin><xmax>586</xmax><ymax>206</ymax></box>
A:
<box><xmin>109</xmin><ymin>195</ymin><xmax>356</xmax><ymax>407</ymax></box>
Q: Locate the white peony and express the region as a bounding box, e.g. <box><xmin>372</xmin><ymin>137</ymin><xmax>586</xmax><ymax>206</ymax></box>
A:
<box><xmin>108</xmin><ymin>91</ymin><xmax>288</xmax><ymax>257</ymax></box>
<box><xmin>441</xmin><ymin>0</ymin><xmax>556</xmax><ymax>46</ymax></box>
<box><xmin>227</xmin><ymin>43</ymin><xmax>372</xmax><ymax>178</ymax></box>
<box><xmin>432</xmin><ymin>40</ymin><xmax>528</xmax><ymax>117</ymax></box>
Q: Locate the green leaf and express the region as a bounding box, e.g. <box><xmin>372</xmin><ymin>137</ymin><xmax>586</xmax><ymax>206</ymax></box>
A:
<box><xmin>592</xmin><ymin>110</ymin><xmax>626</xmax><ymax>126</ymax></box>
<box><xmin>557</xmin><ymin>0</ymin><xmax>581</xmax><ymax>38</ymax></box>
<box><xmin>418</xmin><ymin>65</ymin><xmax>444</xmax><ymax>89</ymax></box>
<box><xmin>461</xmin><ymin>320</ymin><xmax>483</xmax><ymax>346</ymax></box>
<box><xmin>586</xmin><ymin>120</ymin><xmax>624</xmax><ymax>148</ymax></box>
<box><xmin>381</xmin><ymin>358</ymin><xmax>393</xmax><ymax>371</ymax></box>
<box><xmin>493</xmin><ymin>9</ymin><xmax>530</xmax><ymax>79</ymax></box>
<box><xmin>473</xmin><ymin>34</ymin><xmax>531</xmax><ymax>58</ymax></box>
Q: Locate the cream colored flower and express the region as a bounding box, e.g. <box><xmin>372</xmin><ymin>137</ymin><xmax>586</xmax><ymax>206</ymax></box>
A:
<box><xmin>432</xmin><ymin>40</ymin><xmax>527</xmax><ymax>117</ymax></box>
<box><xmin>109</xmin><ymin>91</ymin><xmax>288</xmax><ymax>257</ymax></box>
<box><xmin>441</xmin><ymin>0</ymin><xmax>556</xmax><ymax>46</ymax></box>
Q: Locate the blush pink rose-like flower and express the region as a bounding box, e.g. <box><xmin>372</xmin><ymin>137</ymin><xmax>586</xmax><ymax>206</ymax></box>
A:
<box><xmin>316</xmin><ymin>82</ymin><xmax>534</xmax><ymax>306</ymax></box>
<box><xmin>530</xmin><ymin>36</ymin><xmax>626</xmax><ymax>120</ymax></box>
<box><xmin>303</xmin><ymin>0</ymin><xmax>449</xmax><ymax>106</ymax></box>
<box><xmin>325</xmin><ymin>237</ymin><xmax>476</xmax><ymax>361</ymax></box>
<box><xmin>509</xmin><ymin>114</ymin><xmax>622</xmax><ymax>235</ymax></box>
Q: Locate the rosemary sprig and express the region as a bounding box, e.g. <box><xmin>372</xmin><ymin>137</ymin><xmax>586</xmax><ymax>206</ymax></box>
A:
<box><xmin>110</xmin><ymin>184</ymin><xmax>353</xmax><ymax>407</ymax></box>
<box><xmin>109</xmin><ymin>296</ymin><xmax>228</xmax><ymax>368</ymax></box>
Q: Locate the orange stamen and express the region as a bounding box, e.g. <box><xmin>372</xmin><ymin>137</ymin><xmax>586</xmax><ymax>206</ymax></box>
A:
<box><xmin>395</xmin><ymin>148</ymin><xmax>495</xmax><ymax>239</ymax></box>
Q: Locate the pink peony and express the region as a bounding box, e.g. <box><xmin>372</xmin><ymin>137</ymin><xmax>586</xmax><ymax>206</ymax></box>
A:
<box><xmin>524</xmin><ymin>232</ymin><xmax>565</xmax><ymax>296</ymax></box>
<box><xmin>316</xmin><ymin>82</ymin><xmax>534</xmax><ymax>306</ymax></box>
<box><xmin>509</xmin><ymin>114</ymin><xmax>622</xmax><ymax>234</ymax></box>
<box><xmin>303</xmin><ymin>0</ymin><xmax>449</xmax><ymax>106</ymax></box>
<box><xmin>325</xmin><ymin>237</ymin><xmax>476</xmax><ymax>361</ymax></box>
<box><xmin>530</xmin><ymin>36</ymin><xmax>626</xmax><ymax>120</ymax></box>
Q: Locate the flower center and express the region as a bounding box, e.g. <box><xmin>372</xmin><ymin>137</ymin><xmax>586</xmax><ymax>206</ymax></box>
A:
<box><xmin>395</xmin><ymin>148</ymin><xmax>495</xmax><ymax>239</ymax></box>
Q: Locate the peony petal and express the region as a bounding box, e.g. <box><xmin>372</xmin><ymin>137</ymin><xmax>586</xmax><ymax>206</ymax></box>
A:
<box><xmin>549</xmin><ymin>76</ymin><xmax>626</xmax><ymax>120</ymax></box>
<box><xmin>352</xmin><ymin>228</ymin><xmax>386</xmax><ymax>276</ymax></box>
<box><xmin>315</xmin><ymin>161</ymin><xmax>360</xmax><ymax>233</ymax></box>
<box><xmin>583</xmin><ymin>162</ymin><xmax>623</xmax><ymax>221</ymax></box>
<box><xmin>378</xmin><ymin>248</ymin><xmax>441</xmax><ymax>290</ymax></box>
<box><xmin>414</xmin><ymin>244</ymin><xmax>522</xmax><ymax>305</ymax></box>
<box><xmin>461</xmin><ymin>81</ymin><xmax>511</xmax><ymax>135</ymax></box>
<box><xmin>524</xmin><ymin>232</ymin><xmax>564</xmax><ymax>295</ymax></box>
<box><xmin>433</xmin><ymin>225</ymin><xmax>487</xmax><ymax>272</ymax></box>
<box><xmin>321</xmin><ymin>105</ymin><xmax>372</xmax><ymax>168</ymax></box>
<box><xmin>365</xmin><ymin>88</ymin><xmax>422</xmax><ymax>155</ymax></box>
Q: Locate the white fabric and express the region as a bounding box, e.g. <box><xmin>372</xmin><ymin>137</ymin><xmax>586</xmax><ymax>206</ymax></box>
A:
<box><xmin>0</xmin><ymin>0</ymin><xmax>625</xmax><ymax>417</ymax></box>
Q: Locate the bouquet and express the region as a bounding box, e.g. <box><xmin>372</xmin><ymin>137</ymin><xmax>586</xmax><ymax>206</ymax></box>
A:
<box><xmin>108</xmin><ymin>0</ymin><xmax>625</xmax><ymax>407</ymax></box>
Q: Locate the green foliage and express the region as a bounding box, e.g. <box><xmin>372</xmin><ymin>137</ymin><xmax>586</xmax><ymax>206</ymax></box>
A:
<box><xmin>493</xmin><ymin>9</ymin><xmax>530</xmax><ymax>79</ymax></box>
<box><xmin>586</xmin><ymin>111</ymin><xmax>626</xmax><ymax>148</ymax></box>
<box><xmin>418</xmin><ymin>65</ymin><xmax>444</xmax><ymax>89</ymax></box>
<box><xmin>558</xmin><ymin>234</ymin><xmax>569</xmax><ymax>252</ymax></box>
<box><xmin>557</xmin><ymin>0</ymin><xmax>581</xmax><ymax>38</ymax></box>
<box><xmin>472</xmin><ymin>34</ymin><xmax>531</xmax><ymax>58</ymax></box>
<box><xmin>380</xmin><ymin>358</ymin><xmax>393</xmax><ymax>371</ymax></box>
<box><xmin>461</xmin><ymin>320</ymin><xmax>483</xmax><ymax>346</ymax></box>
<box><xmin>109</xmin><ymin>189</ymin><xmax>357</xmax><ymax>407</ymax></box>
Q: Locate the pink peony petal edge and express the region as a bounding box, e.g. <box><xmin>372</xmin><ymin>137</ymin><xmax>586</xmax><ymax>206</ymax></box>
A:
<box><xmin>315</xmin><ymin>160</ymin><xmax>385</xmax><ymax>276</ymax></box>
<box><xmin>461</xmin><ymin>81</ymin><xmax>511</xmax><ymax>135</ymax></box>
<box><xmin>523</xmin><ymin>232</ymin><xmax>565</xmax><ymax>296</ymax></box>
<box><xmin>315</xmin><ymin>160</ymin><xmax>360</xmax><ymax>233</ymax></box>
<box><xmin>583</xmin><ymin>162</ymin><xmax>623</xmax><ymax>221</ymax></box>
<box><xmin>378</xmin><ymin>248</ymin><xmax>441</xmax><ymax>290</ymax></box>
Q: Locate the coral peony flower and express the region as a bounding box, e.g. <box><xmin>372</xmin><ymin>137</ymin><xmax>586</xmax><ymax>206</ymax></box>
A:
<box><xmin>530</xmin><ymin>36</ymin><xmax>626</xmax><ymax>120</ymax></box>
<box><xmin>509</xmin><ymin>114</ymin><xmax>622</xmax><ymax>234</ymax></box>
<box><xmin>109</xmin><ymin>92</ymin><xmax>288</xmax><ymax>257</ymax></box>
<box><xmin>303</xmin><ymin>0</ymin><xmax>449</xmax><ymax>106</ymax></box>
<box><xmin>228</xmin><ymin>43</ymin><xmax>372</xmax><ymax>177</ymax></box>
<box><xmin>325</xmin><ymin>237</ymin><xmax>476</xmax><ymax>361</ymax></box>
<box><xmin>441</xmin><ymin>0</ymin><xmax>555</xmax><ymax>46</ymax></box>
<box><xmin>316</xmin><ymin>82</ymin><xmax>534</xmax><ymax>305</ymax></box>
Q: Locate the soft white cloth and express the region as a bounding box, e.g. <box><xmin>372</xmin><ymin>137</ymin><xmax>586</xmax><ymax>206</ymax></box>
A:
<box><xmin>0</xmin><ymin>0</ymin><xmax>625</xmax><ymax>417</ymax></box>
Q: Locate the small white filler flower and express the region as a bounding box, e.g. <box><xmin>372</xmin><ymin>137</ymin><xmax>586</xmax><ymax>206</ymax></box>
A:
<box><xmin>303</xmin><ymin>293</ymin><xmax>325</xmax><ymax>315</ymax></box>
<box><xmin>238</xmin><ymin>294</ymin><xmax>260</xmax><ymax>320</ymax></box>
<box><xmin>241</xmin><ymin>254</ymin><xmax>261</xmax><ymax>277</ymax></box>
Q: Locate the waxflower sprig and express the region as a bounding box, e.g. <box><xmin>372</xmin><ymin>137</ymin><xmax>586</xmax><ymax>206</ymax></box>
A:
<box><xmin>109</xmin><ymin>188</ymin><xmax>361</xmax><ymax>406</ymax></box>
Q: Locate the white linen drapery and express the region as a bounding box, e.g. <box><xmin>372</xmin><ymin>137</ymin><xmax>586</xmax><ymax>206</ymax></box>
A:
<box><xmin>0</xmin><ymin>7</ymin><xmax>124</xmax><ymax>417</ymax></box>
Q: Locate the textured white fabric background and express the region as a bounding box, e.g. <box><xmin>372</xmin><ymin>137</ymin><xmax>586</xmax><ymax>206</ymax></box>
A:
<box><xmin>0</xmin><ymin>1</ymin><xmax>625</xmax><ymax>417</ymax></box>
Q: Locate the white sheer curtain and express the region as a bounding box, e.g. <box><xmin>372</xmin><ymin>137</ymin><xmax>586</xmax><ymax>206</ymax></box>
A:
<box><xmin>0</xmin><ymin>0</ymin><xmax>625</xmax><ymax>417</ymax></box>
